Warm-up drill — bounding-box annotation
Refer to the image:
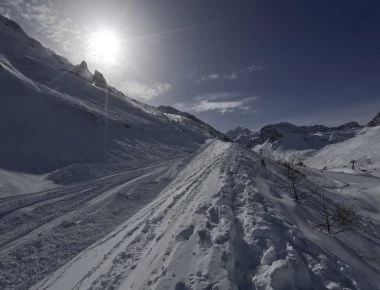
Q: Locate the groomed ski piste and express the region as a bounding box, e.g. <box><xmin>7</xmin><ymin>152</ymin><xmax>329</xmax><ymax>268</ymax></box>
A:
<box><xmin>32</xmin><ymin>141</ymin><xmax>380</xmax><ymax>290</ymax></box>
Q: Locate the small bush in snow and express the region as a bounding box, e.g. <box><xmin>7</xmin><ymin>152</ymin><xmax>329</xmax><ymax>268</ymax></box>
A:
<box><xmin>316</xmin><ymin>184</ymin><xmax>361</xmax><ymax>234</ymax></box>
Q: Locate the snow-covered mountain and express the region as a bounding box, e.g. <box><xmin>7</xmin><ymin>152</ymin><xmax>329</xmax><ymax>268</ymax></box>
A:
<box><xmin>157</xmin><ymin>106</ymin><xmax>229</xmax><ymax>141</ymax></box>
<box><xmin>225</xmin><ymin>126</ymin><xmax>260</xmax><ymax>147</ymax></box>
<box><xmin>306</xmin><ymin>125</ymin><xmax>380</xmax><ymax>175</ymax></box>
<box><xmin>226</xmin><ymin>121</ymin><xmax>362</xmax><ymax>151</ymax></box>
<box><xmin>1</xmin><ymin>15</ymin><xmax>380</xmax><ymax>290</ymax></box>
<box><xmin>0</xmin><ymin>15</ymin><xmax>226</xmax><ymax>175</ymax></box>
<box><xmin>227</xmin><ymin>112</ymin><xmax>380</xmax><ymax>175</ymax></box>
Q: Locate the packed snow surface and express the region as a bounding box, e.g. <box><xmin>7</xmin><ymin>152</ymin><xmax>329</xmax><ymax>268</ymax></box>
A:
<box><xmin>31</xmin><ymin>141</ymin><xmax>380</xmax><ymax>290</ymax></box>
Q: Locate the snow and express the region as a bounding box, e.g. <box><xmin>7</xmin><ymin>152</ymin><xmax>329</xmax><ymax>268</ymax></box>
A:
<box><xmin>307</xmin><ymin>126</ymin><xmax>380</xmax><ymax>176</ymax></box>
<box><xmin>0</xmin><ymin>169</ymin><xmax>56</xmax><ymax>197</ymax></box>
<box><xmin>31</xmin><ymin>141</ymin><xmax>380</xmax><ymax>290</ymax></box>
<box><xmin>1</xmin><ymin>14</ymin><xmax>380</xmax><ymax>290</ymax></box>
<box><xmin>228</xmin><ymin>122</ymin><xmax>361</xmax><ymax>152</ymax></box>
<box><xmin>0</xmin><ymin>157</ymin><xmax>186</xmax><ymax>289</ymax></box>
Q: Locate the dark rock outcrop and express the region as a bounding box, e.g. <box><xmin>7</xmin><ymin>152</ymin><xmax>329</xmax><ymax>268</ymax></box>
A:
<box><xmin>368</xmin><ymin>112</ymin><xmax>380</xmax><ymax>127</ymax></box>
<box><xmin>92</xmin><ymin>70</ymin><xmax>107</xmax><ymax>88</ymax></box>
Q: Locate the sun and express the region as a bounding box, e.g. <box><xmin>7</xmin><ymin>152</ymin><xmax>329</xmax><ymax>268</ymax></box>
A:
<box><xmin>87</xmin><ymin>30</ymin><xmax>120</xmax><ymax>65</ymax></box>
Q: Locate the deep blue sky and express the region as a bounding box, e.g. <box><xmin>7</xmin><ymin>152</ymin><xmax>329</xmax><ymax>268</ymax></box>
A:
<box><xmin>1</xmin><ymin>0</ymin><xmax>380</xmax><ymax>131</ymax></box>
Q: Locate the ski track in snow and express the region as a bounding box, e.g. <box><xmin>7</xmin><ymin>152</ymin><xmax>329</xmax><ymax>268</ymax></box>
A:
<box><xmin>34</xmin><ymin>141</ymin><xmax>380</xmax><ymax>290</ymax></box>
<box><xmin>0</xmin><ymin>161</ymin><xmax>173</xmax><ymax>258</ymax></box>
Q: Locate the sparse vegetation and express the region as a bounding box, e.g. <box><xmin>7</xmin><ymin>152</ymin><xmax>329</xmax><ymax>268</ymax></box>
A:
<box><xmin>315</xmin><ymin>183</ymin><xmax>361</xmax><ymax>234</ymax></box>
<box><xmin>283</xmin><ymin>158</ymin><xmax>303</xmax><ymax>202</ymax></box>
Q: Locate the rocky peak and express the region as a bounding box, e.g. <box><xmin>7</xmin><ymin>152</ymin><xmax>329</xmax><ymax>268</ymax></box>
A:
<box><xmin>157</xmin><ymin>106</ymin><xmax>181</xmax><ymax>115</ymax></box>
<box><xmin>79</xmin><ymin>60</ymin><xmax>88</xmax><ymax>70</ymax></box>
<box><xmin>368</xmin><ymin>112</ymin><xmax>380</xmax><ymax>127</ymax></box>
<box><xmin>226</xmin><ymin>127</ymin><xmax>254</xmax><ymax>139</ymax></box>
<box><xmin>0</xmin><ymin>15</ymin><xmax>24</xmax><ymax>34</ymax></box>
<box><xmin>335</xmin><ymin>121</ymin><xmax>362</xmax><ymax>130</ymax></box>
<box><xmin>71</xmin><ymin>60</ymin><xmax>92</xmax><ymax>80</ymax></box>
<box><xmin>92</xmin><ymin>70</ymin><xmax>107</xmax><ymax>88</ymax></box>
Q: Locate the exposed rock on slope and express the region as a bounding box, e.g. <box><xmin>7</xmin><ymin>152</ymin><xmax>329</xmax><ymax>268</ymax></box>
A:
<box><xmin>92</xmin><ymin>70</ymin><xmax>107</xmax><ymax>88</ymax></box>
<box><xmin>367</xmin><ymin>111</ymin><xmax>380</xmax><ymax>127</ymax></box>
<box><xmin>225</xmin><ymin>126</ymin><xmax>260</xmax><ymax>147</ymax></box>
<box><xmin>71</xmin><ymin>60</ymin><xmax>92</xmax><ymax>80</ymax></box>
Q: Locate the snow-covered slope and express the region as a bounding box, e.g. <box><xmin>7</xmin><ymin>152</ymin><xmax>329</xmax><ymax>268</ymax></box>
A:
<box><xmin>307</xmin><ymin>126</ymin><xmax>380</xmax><ymax>175</ymax></box>
<box><xmin>1</xmin><ymin>14</ymin><xmax>380</xmax><ymax>290</ymax></box>
<box><xmin>33</xmin><ymin>141</ymin><xmax>380</xmax><ymax>290</ymax></box>
<box><xmin>0</xmin><ymin>15</ymin><xmax>226</xmax><ymax>174</ymax></box>
<box><xmin>157</xmin><ymin>106</ymin><xmax>228</xmax><ymax>141</ymax></box>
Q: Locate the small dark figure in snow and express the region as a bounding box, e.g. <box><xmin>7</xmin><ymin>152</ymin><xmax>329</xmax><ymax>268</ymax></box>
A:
<box><xmin>261</xmin><ymin>159</ymin><xmax>266</xmax><ymax>168</ymax></box>
<box><xmin>350</xmin><ymin>160</ymin><xmax>356</xmax><ymax>170</ymax></box>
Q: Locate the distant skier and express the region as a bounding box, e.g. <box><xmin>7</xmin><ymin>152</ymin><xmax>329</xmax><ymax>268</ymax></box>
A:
<box><xmin>261</xmin><ymin>159</ymin><xmax>266</xmax><ymax>168</ymax></box>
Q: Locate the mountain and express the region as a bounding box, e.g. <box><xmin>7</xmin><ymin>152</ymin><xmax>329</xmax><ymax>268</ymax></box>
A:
<box><xmin>305</xmin><ymin>111</ymin><xmax>380</xmax><ymax>174</ymax></box>
<box><xmin>225</xmin><ymin>126</ymin><xmax>260</xmax><ymax>147</ymax></box>
<box><xmin>306</xmin><ymin>125</ymin><xmax>380</xmax><ymax>175</ymax></box>
<box><xmin>1</xmin><ymin>16</ymin><xmax>380</xmax><ymax>290</ymax></box>
<box><xmin>157</xmin><ymin>106</ymin><xmax>229</xmax><ymax>141</ymax></box>
<box><xmin>227</xmin><ymin>112</ymin><xmax>380</xmax><ymax>175</ymax></box>
<box><xmin>0</xmin><ymin>15</ymin><xmax>226</xmax><ymax>174</ymax></box>
<box><xmin>367</xmin><ymin>111</ymin><xmax>380</xmax><ymax>127</ymax></box>
<box><xmin>227</xmin><ymin>121</ymin><xmax>362</xmax><ymax>151</ymax></box>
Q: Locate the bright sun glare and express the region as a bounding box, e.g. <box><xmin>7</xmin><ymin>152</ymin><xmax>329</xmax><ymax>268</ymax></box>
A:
<box><xmin>87</xmin><ymin>30</ymin><xmax>120</xmax><ymax>65</ymax></box>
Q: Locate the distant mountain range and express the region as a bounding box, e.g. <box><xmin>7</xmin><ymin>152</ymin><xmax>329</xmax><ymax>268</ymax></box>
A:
<box><xmin>226</xmin><ymin>112</ymin><xmax>380</xmax><ymax>174</ymax></box>
<box><xmin>226</xmin><ymin>121</ymin><xmax>366</xmax><ymax>150</ymax></box>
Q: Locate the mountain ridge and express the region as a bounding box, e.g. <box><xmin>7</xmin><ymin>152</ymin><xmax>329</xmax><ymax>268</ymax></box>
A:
<box><xmin>226</xmin><ymin>120</ymin><xmax>364</xmax><ymax>150</ymax></box>
<box><xmin>0</xmin><ymin>15</ymin><xmax>227</xmax><ymax>174</ymax></box>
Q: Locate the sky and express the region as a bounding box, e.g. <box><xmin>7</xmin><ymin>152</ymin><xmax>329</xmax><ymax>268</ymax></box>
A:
<box><xmin>1</xmin><ymin>0</ymin><xmax>380</xmax><ymax>132</ymax></box>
